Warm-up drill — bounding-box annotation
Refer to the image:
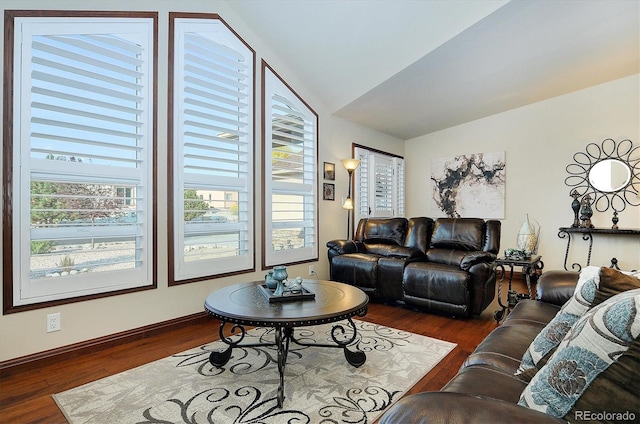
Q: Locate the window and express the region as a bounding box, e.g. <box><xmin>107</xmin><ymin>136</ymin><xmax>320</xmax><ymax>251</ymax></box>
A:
<box><xmin>3</xmin><ymin>11</ymin><xmax>157</xmax><ymax>312</ymax></box>
<box><xmin>354</xmin><ymin>145</ymin><xmax>405</xmax><ymax>222</ymax></box>
<box><xmin>169</xmin><ymin>14</ymin><xmax>255</xmax><ymax>284</ymax></box>
<box><xmin>263</xmin><ymin>62</ymin><xmax>318</xmax><ymax>267</ymax></box>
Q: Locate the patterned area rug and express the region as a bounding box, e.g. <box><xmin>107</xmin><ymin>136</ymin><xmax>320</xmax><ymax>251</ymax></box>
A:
<box><xmin>53</xmin><ymin>320</ymin><xmax>456</xmax><ymax>423</ymax></box>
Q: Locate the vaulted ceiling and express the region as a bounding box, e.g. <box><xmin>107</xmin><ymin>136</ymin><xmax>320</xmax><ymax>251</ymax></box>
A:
<box><xmin>227</xmin><ymin>0</ymin><xmax>640</xmax><ymax>140</ymax></box>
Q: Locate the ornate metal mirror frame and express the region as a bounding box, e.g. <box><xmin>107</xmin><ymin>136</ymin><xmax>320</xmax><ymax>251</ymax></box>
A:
<box><xmin>565</xmin><ymin>138</ymin><xmax>640</xmax><ymax>225</ymax></box>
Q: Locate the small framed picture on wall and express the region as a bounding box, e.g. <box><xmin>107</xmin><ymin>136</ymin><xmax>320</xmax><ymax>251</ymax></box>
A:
<box><xmin>323</xmin><ymin>183</ymin><xmax>335</xmax><ymax>200</ymax></box>
<box><xmin>323</xmin><ymin>162</ymin><xmax>335</xmax><ymax>180</ymax></box>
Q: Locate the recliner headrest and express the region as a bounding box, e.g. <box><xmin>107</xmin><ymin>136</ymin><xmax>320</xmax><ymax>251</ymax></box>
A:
<box><xmin>361</xmin><ymin>218</ymin><xmax>407</xmax><ymax>246</ymax></box>
<box><xmin>430</xmin><ymin>218</ymin><xmax>484</xmax><ymax>251</ymax></box>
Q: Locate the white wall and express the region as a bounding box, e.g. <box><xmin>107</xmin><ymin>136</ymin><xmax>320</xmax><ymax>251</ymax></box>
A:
<box><xmin>0</xmin><ymin>0</ymin><xmax>404</xmax><ymax>362</ymax></box>
<box><xmin>406</xmin><ymin>74</ymin><xmax>640</xmax><ymax>272</ymax></box>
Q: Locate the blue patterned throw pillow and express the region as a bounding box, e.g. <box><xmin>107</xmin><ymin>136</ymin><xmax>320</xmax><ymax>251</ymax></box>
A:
<box><xmin>518</xmin><ymin>288</ymin><xmax>640</xmax><ymax>418</ymax></box>
<box><xmin>515</xmin><ymin>266</ymin><xmax>600</xmax><ymax>381</ymax></box>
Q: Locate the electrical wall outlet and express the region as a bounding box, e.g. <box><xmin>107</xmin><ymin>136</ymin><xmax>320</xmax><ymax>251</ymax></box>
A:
<box><xmin>308</xmin><ymin>265</ymin><xmax>315</xmax><ymax>275</ymax></box>
<box><xmin>47</xmin><ymin>313</ymin><xmax>61</xmax><ymax>333</ymax></box>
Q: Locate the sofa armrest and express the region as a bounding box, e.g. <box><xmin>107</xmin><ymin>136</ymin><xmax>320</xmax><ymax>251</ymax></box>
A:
<box><xmin>326</xmin><ymin>239</ymin><xmax>364</xmax><ymax>255</ymax></box>
<box><xmin>536</xmin><ymin>270</ymin><xmax>578</xmax><ymax>306</ymax></box>
<box><xmin>460</xmin><ymin>251</ymin><xmax>497</xmax><ymax>271</ymax></box>
<box><xmin>378</xmin><ymin>392</ymin><xmax>567</xmax><ymax>424</ymax></box>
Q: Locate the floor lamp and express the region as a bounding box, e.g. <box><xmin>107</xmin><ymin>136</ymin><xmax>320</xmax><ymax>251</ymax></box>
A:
<box><xmin>341</xmin><ymin>158</ymin><xmax>361</xmax><ymax>239</ymax></box>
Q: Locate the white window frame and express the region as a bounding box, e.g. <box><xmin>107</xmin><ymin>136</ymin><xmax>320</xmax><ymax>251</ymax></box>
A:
<box><xmin>354</xmin><ymin>145</ymin><xmax>405</xmax><ymax>222</ymax></box>
<box><xmin>169</xmin><ymin>14</ymin><xmax>255</xmax><ymax>283</ymax></box>
<box><xmin>263</xmin><ymin>62</ymin><xmax>318</xmax><ymax>267</ymax></box>
<box><xmin>4</xmin><ymin>12</ymin><xmax>157</xmax><ymax>311</ymax></box>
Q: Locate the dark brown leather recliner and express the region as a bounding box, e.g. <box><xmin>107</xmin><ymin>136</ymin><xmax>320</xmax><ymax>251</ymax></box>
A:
<box><xmin>327</xmin><ymin>217</ymin><xmax>501</xmax><ymax>317</ymax></box>
<box><xmin>403</xmin><ymin>218</ymin><xmax>501</xmax><ymax>317</ymax></box>
<box><xmin>327</xmin><ymin>217</ymin><xmax>434</xmax><ymax>299</ymax></box>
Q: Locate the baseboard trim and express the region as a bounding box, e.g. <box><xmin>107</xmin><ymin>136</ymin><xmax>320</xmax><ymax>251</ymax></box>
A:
<box><xmin>0</xmin><ymin>311</ymin><xmax>213</xmax><ymax>377</ymax></box>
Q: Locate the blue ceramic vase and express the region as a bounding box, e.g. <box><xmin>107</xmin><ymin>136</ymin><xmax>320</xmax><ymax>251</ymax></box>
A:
<box><xmin>265</xmin><ymin>271</ymin><xmax>277</xmax><ymax>289</ymax></box>
<box><xmin>272</xmin><ymin>266</ymin><xmax>288</xmax><ymax>296</ymax></box>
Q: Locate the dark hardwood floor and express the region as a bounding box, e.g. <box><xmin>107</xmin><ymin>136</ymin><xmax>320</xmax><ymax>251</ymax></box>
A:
<box><xmin>0</xmin><ymin>277</ymin><xmax>530</xmax><ymax>423</ymax></box>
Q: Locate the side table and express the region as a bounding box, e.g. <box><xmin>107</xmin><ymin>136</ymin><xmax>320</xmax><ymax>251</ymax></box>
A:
<box><xmin>493</xmin><ymin>255</ymin><xmax>544</xmax><ymax>323</ymax></box>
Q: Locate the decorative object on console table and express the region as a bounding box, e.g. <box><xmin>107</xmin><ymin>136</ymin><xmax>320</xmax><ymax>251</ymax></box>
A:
<box><xmin>558</xmin><ymin>226</ymin><xmax>640</xmax><ymax>271</ymax></box>
<box><xmin>341</xmin><ymin>158</ymin><xmax>361</xmax><ymax>239</ymax></box>
<box><xmin>570</xmin><ymin>189</ymin><xmax>581</xmax><ymax>227</ymax></box>
<box><xmin>565</xmin><ymin>138</ymin><xmax>639</xmax><ymax>228</ymax></box>
<box><xmin>579</xmin><ymin>194</ymin><xmax>594</xmax><ymax>228</ymax></box>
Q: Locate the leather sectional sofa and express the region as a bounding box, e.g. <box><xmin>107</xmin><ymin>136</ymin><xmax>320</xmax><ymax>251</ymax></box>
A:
<box><xmin>326</xmin><ymin>217</ymin><xmax>501</xmax><ymax>317</ymax></box>
<box><xmin>379</xmin><ymin>268</ymin><xmax>640</xmax><ymax>423</ymax></box>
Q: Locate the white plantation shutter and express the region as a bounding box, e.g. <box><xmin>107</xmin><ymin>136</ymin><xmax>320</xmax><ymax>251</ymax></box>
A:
<box><xmin>355</xmin><ymin>147</ymin><xmax>370</xmax><ymax>220</ymax></box>
<box><xmin>372</xmin><ymin>155</ymin><xmax>394</xmax><ymax>217</ymax></box>
<box><xmin>171</xmin><ymin>16</ymin><xmax>254</xmax><ymax>282</ymax></box>
<box><xmin>395</xmin><ymin>158</ymin><xmax>405</xmax><ymax>217</ymax></box>
<box><xmin>264</xmin><ymin>64</ymin><xmax>318</xmax><ymax>267</ymax></box>
<box><xmin>354</xmin><ymin>146</ymin><xmax>405</xmax><ymax>223</ymax></box>
<box><xmin>9</xmin><ymin>16</ymin><xmax>156</xmax><ymax>307</ymax></box>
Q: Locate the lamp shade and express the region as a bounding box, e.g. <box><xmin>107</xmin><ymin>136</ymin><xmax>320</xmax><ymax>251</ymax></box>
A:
<box><xmin>341</xmin><ymin>158</ymin><xmax>361</xmax><ymax>171</ymax></box>
<box><xmin>342</xmin><ymin>197</ymin><xmax>354</xmax><ymax>210</ymax></box>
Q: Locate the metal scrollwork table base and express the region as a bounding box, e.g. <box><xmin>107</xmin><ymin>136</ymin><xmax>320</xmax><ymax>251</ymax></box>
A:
<box><xmin>204</xmin><ymin>280</ymin><xmax>369</xmax><ymax>408</ymax></box>
<box><xmin>494</xmin><ymin>255</ymin><xmax>543</xmax><ymax>323</ymax></box>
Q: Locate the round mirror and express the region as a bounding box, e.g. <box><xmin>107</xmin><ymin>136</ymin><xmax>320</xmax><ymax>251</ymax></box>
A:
<box><xmin>565</xmin><ymin>138</ymin><xmax>640</xmax><ymax>220</ymax></box>
<box><xmin>588</xmin><ymin>159</ymin><xmax>631</xmax><ymax>193</ymax></box>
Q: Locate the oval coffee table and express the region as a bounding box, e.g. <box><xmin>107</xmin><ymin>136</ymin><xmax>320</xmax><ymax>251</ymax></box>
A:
<box><xmin>204</xmin><ymin>279</ymin><xmax>369</xmax><ymax>407</ymax></box>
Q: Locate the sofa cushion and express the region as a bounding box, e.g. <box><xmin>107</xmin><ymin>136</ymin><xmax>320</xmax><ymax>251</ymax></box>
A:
<box><xmin>405</xmin><ymin>217</ymin><xmax>434</xmax><ymax>254</ymax></box>
<box><xmin>503</xmin><ymin>299</ymin><xmax>562</xmax><ymax>326</ymax></box>
<box><xmin>516</xmin><ymin>267</ymin><xmax>640</xmax><ymax>382</ymax></box>
<box><xmin>593</xmin><ymin>266</ymin><xmax>640</xmax><ymax>307</ymax></box>
<box><xmin>403</xmin><ymin>262</ymin><xmax>469</xmax><ymax>305</ymax></box>
<box><xmin>379</xmin><ymin>392</ymin><xmax>567</xmax><ymax>424</ymax></box>
<box><xmin>463</xmin><ymin>318</ymin><xmax>549</xmax><ymax>374</ymax></box>
<box><xmin>329</xmin><ymin>253</ymin><xmax>379</xmax><ymax>290</ymax></box>
<box><xmin>515</xmin><ymin>266</ymin><xmax>600</xmax><ymax>381</ymax></box>
<box><xmin>463</xmin><ymin>301</ymin><xmax>560</xmax><ymax>374</ymax></box>
<box><xmin>462</xmin><ymin>306</ymin><xmax>558</xmax><ymax>372</ymax></box>
<box><xmin>570</xmin><ymin>333</ymin><xmax>640</xmax><ymax>422</ymax></box>
<box><xmin>442</xmin><ymin>365</ymin><xmax>528</xmax><ymax>404</ymax></box>
<box><xmin>430</xmin><ymin>218</ymin><xmax>484</xmax><ymax>251</ymax></box>
<box><xmin>360</xmin><ymin>217</ymin><xmax>407</xmax><ymax>245</ymax></box>
<box><xmin>536</xmin><ymin>270</ymin><xmax>580</xmax><ymax>306</ymax></box>
<box><xmin>364</xmin><ymin>243</ymin><xmax>422</xmax><ymax>259</ymax></box>
<box><xmin>425</xmin><ymin>248</ymin><xmax>467</xmax><ymax>267</ymax></box>
<box><xmin>518</xmin><ymin>288</ymin><xmax>640</xmax><ymax>420</ymax></box>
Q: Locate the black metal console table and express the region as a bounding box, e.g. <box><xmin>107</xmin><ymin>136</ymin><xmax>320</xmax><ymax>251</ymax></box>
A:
<box><xmin>558</xmin><ymin>227</ymin><xmax>640</xmax><ymax>271</ymax></box>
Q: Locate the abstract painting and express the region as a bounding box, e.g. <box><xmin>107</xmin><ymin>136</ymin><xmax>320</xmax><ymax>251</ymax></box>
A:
<box><xmin>430</xmin><ymin>151</ymin><xmax>505</xmax><ymax>219</ymax></box>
